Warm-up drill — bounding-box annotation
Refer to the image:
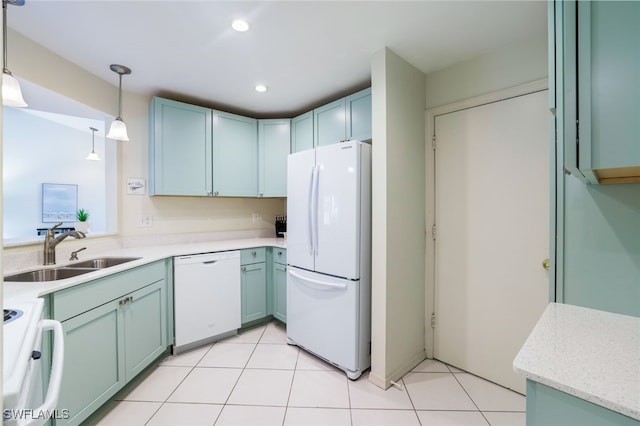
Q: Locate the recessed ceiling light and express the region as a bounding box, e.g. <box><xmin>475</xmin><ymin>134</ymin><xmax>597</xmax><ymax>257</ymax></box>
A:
<box><xmin>232</xmin><ymin>19</ymin><xmax>249</xmax><ymax>32</ymax></box>
<box><xmin>255</xmin><ymin>84</ymin><xmax>268</xmax><ymax>93</ymax></box>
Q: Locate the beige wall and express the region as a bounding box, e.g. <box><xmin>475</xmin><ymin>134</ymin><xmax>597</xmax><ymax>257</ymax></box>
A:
<box><xmin>7</xmin><ymin>29</ymin><xmax>285</xmax><ymax>248</ymax></box>
<box><xmin>370</xmin><ymin>48</ymin><xmax>426</xmax><ymax>389</ymax></box>
<box><xmin>425</xmin><ymin>35</ymin><xmax>547</xmax><ymax>109</ymax></box>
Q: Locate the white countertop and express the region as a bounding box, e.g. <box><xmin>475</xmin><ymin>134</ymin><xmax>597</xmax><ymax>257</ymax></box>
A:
<box><xmin>513</xmin><ymin>302</ymin><xmax>640</xmax><ymax>420</ymax></box>
<box><xmin>4</xmin><ymin>237</ymin><xmax>286</xmax><ymax>304</ymax></box>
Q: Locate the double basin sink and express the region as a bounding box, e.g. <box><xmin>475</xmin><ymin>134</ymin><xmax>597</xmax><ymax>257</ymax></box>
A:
<box><xmin>4</xmin><ymin>257</ymin><xmax>141</xmax><ymax>282</ymax></box>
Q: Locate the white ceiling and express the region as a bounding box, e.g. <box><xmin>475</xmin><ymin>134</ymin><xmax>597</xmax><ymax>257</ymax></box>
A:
<box><xmin>8</xmin><ymin>0</ymin><xmax>547</xmax><ymax>117</ymax></box>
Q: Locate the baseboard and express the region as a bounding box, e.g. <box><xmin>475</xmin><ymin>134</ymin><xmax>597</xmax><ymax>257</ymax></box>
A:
<box><xmin>368</xmin><ymin>349</ymin><xmax>426</xmax><ymax>390</ymax></box>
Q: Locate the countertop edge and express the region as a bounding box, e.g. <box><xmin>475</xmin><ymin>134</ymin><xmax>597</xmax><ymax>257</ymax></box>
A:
<box><xmin>4</xmin><ymin>237</ymin><xmax>286</xmax><ymax>303</ymax></box>
<box><xmin>513</xmin><ymin>303</ymin><xmax>640</xmax><ymax>421</ymax></box>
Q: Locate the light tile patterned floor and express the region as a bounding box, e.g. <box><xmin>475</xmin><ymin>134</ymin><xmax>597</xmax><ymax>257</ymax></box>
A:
<box><xmin>87</xmin><ymin>322</ymin><xmax>525</xmax><ymax>426</ymax></box>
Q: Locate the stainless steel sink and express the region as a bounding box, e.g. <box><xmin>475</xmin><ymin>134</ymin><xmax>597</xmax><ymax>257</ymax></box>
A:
<box><xmin>4</xmin><ymin>267</ymin><xmax>98</xmax><ymax>282</ymax></box>
<box><xmin>66</xmin><ymin>257</ymin><xmax>141</xmax><ymax>269</ymax></box>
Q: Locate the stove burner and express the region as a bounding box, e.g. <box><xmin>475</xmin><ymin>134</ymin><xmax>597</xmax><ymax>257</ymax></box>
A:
<box><xmin>4</xmin><ymin>309</ymin><xmax>23</xmax><ymax>324</ymax></box>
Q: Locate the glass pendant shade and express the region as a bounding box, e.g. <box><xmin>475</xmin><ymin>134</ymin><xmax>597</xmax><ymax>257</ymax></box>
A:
<box><xmin>107</xmin><ymin>64</ymin><xmax>132</xmax><ymax>141</ymax></box>
<box><xmin>86</xmin><ymin>151</ymin><xmax>100</xmax><ymax>161</ymax></box>
<box><xmin>2</xmin><ymin>70</ymin><xmax>27</xmax><ymax>107</ymax></box>
<box><xmin>86</xmin><ymin>126</ymin><xmax>100</xmax><ymax>160</ymax></box>
<box><xmin>106</xmin><ymin>117</ymin><xmax>129</xmax><ymax>141</ymax></box>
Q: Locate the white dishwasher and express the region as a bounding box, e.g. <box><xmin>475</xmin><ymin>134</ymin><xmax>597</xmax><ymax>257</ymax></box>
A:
<box><xmin>173</xmin><ymin>251</ymin><xmax>240</xmax><ymax>353</ymax></box>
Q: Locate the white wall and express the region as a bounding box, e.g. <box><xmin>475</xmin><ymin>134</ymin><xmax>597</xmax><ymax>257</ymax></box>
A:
<box><xmin>3</xmin><ymin>108</ymin><xmax>107</xmax><ymax>240</ymax></box>
<box><xmin>4</xmin><ymin>29</ymin><xmax>284</xmax><ymax>254</ymax></box>
<box><xmin>370</xmin><ymin>47</ymin><xmax>426</xmax><ymax>389</ymax></box>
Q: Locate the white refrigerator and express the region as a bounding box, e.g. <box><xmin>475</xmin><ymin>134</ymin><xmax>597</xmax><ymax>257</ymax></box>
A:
<box><xmin>286</xmin><ymin>140</ymin><xmax>371</xmax><ymax>380</ymax></box>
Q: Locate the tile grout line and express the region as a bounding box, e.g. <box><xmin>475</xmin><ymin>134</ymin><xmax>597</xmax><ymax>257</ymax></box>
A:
<box><xmin>449</xmin><ymin>371</ymin><xmax>492</xmax><ymax>426</ymax></box>
<box><xmin>281</xmin><ymin>346</ymin><xmax>301</xmax><ymax>425</ymax></box>
<box><xmin>143</xmin><ymin>342</ymin><xmax>216</xmax><ymax>425</ymax></box>
<box><xmin>399</xmin><ymin>376</ymin><xmax>424</xmax><ymax>426</ymax></box>
<box><xmin>213</xmin><ymin>325</ymin><xmax>268</xmax><ymax>424</ymax></box>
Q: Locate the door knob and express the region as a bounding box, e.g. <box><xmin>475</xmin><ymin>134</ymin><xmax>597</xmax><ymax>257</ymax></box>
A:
<box><xmin>542</xmin><ymin>258</ymin><xmax>550</xmax><ymax>271</ymax></box>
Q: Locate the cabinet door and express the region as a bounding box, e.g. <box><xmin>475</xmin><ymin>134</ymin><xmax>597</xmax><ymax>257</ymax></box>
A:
<box><xmin>241</xmin><ymin>262</ymin><xmax>267</xmax><ymax>324</ymax></box>
<box><xmin>258</xmin><ymin>119</ymin><xmax>290</xmax><ymax>197</ymax></box>
<box><xmin>346</xmin><ymin>88</ymin><xmax>372</xmax><ymax>142</ymax></box>
<box><xmin>564</xmin><ymin>1</ymin><xmax>640</xmax><ymax>184</ymax></box>
<box><xmin>314</xmin><ymin>98</ymin><xmax>346</xmax><ymax>147</ymax></box>
<box><xmin>212</xmin><ymin>111</ymin><xmax>258</xmax><ymax>196</ymax></box>
<box><xmin>273</xmin><ymin>263</ymin><xmax>287</xmax><ymax>323</ymax></box>
<box><xmin>123</xmin><ymin>280</ymin><xmax>167</xmax><ymax>381</ymax></box>
<box><xmin>57</xmin><ymin>300</ymin><xmax>124</xmax><ymax>426</ymax></box>
<box><xmin>291</xmin><ymin>111</ymin><xmax>314</xmax><ymax>153</ymax></box>
<box><xmin>150</xmin><ymin>97</ymin><xmax>212</xmax><ymax>196</ymax></box>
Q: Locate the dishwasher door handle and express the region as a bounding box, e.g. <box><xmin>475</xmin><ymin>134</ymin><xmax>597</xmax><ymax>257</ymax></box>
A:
<box><xmin>202</xmin><ymin>260</ymin><xmax>218</xmax><ymax>265</ymax></box>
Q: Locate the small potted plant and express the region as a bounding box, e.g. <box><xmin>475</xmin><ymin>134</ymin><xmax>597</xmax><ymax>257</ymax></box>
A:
<box><xmin>75</xmin><ymin>208</ymin><xmax>90</xmax><ymax>233</ymax></box>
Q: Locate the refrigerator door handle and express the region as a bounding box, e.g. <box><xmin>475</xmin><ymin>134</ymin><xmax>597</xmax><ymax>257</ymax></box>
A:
<box><xmin>308</xmin><ymin>165</ymin><xmax>316</xmax><ymax>255</ymax></box>
<box><xmin>312</xmin><ymin>164</ymin><xmax>320</xmax><ymax>255</ymax></box>
<box><xmin>288</xmin><ymin>269</ymin><xmax>347</xmax><ymax>290</ymax></box>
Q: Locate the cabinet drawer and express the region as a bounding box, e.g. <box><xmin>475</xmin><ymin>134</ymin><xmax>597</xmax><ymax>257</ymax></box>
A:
<box><xmin>52</xmin><ymin>261</ymin><xmax>166</xmax><ymax>322</ymax></box>
<box><xmin>273</xmin><ymin>248</ymin><xmax>287</xmax><ymax>265</ymax></box>
<box><xmin>240</xmin><ymin>247</ymin><xmax>266</xmax><ymax>265</ymax></box>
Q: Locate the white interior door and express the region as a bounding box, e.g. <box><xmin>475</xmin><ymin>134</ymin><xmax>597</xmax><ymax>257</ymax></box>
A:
<box><xmin>433</xmin><ymin>90</ymin><xmax>549</xmax><ymax>394</ymax></box>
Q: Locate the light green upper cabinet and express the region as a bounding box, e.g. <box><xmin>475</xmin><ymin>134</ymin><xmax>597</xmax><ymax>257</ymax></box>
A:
<box><xmin>314</xmin><ymin>98</ymin><xmax>347</xmax><ymax>147</ymax></box>
<box><xmin>258</xmin><ymin>119</ymin><xmax>290</xmax><ymax>197</ymax></box>
<box><xmin>149</xmin><ymin>97</ymin><xmax>212</xmax><ymax>196</ymax></box>
<box><xmin>560</xmin><ymin>1</ymin><xmax>640</xmax><ymax>184</ymax></box>
<box><xmin>150</xmin><ymin>89</ymin><xmax>370</xmax><ymax>194</ymax></box>
<box><xmin>313</xmin><ymin>87</ymin><xmax>372</xmax><ymax>149</ymax></box>
<box><xmin>212</xmin><ymin>111</ymin><xmax>258</xmax><ymax>196</ymax></box>
<box><xmin>291</xmin><ymin>111</ymin><xmax>314</xmax><ymax>153</ymax></box>
<box><xmin>346</xmin><ymin>87</ymin><xmax>372</xmax><ymax>142</ymax></box>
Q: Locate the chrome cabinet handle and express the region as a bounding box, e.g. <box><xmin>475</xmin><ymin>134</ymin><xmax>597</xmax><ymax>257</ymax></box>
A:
<box><xmin>119</xmin><ymin>296</ymin><xmax>134</xmax><ymax>305</ymax></box>
<box><xmin>242</xmin><ymin>266</ymin><xmax>246</xmax><ymax>272</ymax></box>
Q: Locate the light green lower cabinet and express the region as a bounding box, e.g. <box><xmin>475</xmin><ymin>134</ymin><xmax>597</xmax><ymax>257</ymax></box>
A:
<box><xmin>58</xmin><ymin>300</ymin><xmax>124</xmax><ymax>426</ymax></box>
<box><xmin>273</xmin><ymin>262</ymin><xmax>287</xmax><ymax>323</ymax></box>
<box><xmin>526</xmin><ymin>380</ymin><xmax>639</xmax><ymax>426</ymax></box>
<box><xmin>240</xmin><ymin>247</ymin><xmax>287</xmax><ymax>326</ymax></box>
<box><xmin>241</xmin><ymin>261</ymin><xmax>267</xmax><ymax>324</ymax></box>
<box><xmin>123</xmin><ymin>281</ymin><xmax>167</xmax><ymax>381</ymax></box>
<box><xmin>52</xmin><ymin>261</ymin><xmax>169</xmax><ymax>426</ymax></box>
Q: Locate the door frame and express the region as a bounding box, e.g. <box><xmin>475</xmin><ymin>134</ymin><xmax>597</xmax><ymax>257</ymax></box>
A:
<box><xmin>424</xmin><ymin>78</ymin><xmax>556</xmax><ymax>358</ymax></box>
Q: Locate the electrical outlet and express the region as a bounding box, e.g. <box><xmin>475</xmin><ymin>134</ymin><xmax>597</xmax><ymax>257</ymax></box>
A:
<box><xmin>139</xmin><ymin>216</ymin><xmax>153</xmax><ymax>227</ymax></box>
<box><xmin>252</xmin><ymin>213</ymin><xmax>261</xmax><ymax>223</ymax></box>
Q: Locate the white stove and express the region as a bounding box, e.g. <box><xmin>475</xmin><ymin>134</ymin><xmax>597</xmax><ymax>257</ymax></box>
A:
<box><xmin>3</xmin><ymin>299</ymin><xmax>65</xmax><ymax>426</ymax></box>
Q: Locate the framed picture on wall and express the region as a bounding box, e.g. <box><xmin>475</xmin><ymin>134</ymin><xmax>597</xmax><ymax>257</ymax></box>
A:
<box><xmin>42</xmin><ymin>183</ymin><xmax>78</xmax><ymax>223</ymax></box>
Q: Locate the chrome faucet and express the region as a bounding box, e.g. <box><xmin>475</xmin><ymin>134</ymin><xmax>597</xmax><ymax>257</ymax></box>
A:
<box><xmin>44</xmin><ymin>222</ymin><xmax>86</xmax><ymax>265</ymax></box>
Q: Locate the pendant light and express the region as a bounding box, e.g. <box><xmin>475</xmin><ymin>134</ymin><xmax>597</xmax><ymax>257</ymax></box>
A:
<box><xmin>106</xmin><ymin>64</ymin><xmax>131</xmax><ymax>141</ymax></box>
<box><xmin>86</xmin><ymin>127</ymin><xmax>100</xmax><ymax>161</ymax></box>
<box><xmin>2</xmin><ymin>0</ymin><xmax>27</xmax><ymax>108</ymax></box>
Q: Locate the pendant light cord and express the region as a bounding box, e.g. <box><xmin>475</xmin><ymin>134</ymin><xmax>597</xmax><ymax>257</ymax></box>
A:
<box><xmin>117</xmin><ymin>72</ymin><xmax>123</xmax><ymax>119</ymax></box>
<box><xmin>3</xmin><ymin>0</ymin><xmax>9</xmax><ymax>73</ymax></box>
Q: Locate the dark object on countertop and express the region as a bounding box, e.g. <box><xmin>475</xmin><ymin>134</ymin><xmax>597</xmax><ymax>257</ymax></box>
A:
<box><xmin>275</xmin><ymin>215</ymin><xmax>287</xmax><ymax>237</ymax></box>
<box><xmin>36</xmin><ymin>227</ymin><xmax>75</xmax><ymax>236</ymax></box>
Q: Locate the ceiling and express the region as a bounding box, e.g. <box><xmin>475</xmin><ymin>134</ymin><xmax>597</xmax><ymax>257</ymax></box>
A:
<box><xmin>8</xmin><ymin>1</ymin><xmax>546</xmax><ymax>118</ymax></box>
